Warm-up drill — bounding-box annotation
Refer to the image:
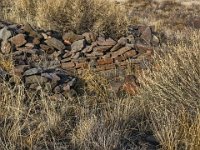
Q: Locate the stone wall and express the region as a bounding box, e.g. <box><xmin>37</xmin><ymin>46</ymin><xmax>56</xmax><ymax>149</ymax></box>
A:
<box><xmin>0</xmin><ymin>20</ymin><xmax>160</xmax><ymax>96</ymax></box>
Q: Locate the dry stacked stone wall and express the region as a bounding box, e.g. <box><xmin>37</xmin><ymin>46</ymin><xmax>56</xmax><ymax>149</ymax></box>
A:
<box><xmin>0</xmin><ymin>20</ymin><xmax>161</xmax><ymax>96</ymax></box>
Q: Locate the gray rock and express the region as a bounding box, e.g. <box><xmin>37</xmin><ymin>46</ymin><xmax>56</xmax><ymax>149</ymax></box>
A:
<box><xmin>145</xmin><ymin>135</ymin><xmax>159</xmax><ymax>145</ymax></box>
<box><xmin>29</xmin><ymin>83</ymin><xmax>41</xmax><ymax>90</ymax></box>
<box><xmin>118</xmin><ymin>37</ymin><xmax>127</xmax><ymax>45</ymax></box>
<box><xmin>23</xmin><ymin>68</ymin><xmax>43</xmax><ymax>76</ymax></box>
<box><xmin>25</xmin><ymin>75</ymin><xmax>48</xmax><ymax>84</ymax></box>
<box><xmin>97</xmin><ymin>38</ymin><xmax>117</xmax><ymax>46</ymax></box>
<box><xmin>61</xmin><ymin>57</ymin><xmax>72</xmax><ymax>63</ymax></box>
<box><xmin>82</xmin><ymin>32</ymin><xmax>96</xmax><ymax>44</ymax></box>
<box><xmin>41</xmin><ymin>73</ymin><xmax>61</xmax><ymax>82</ymax></box>
<box><xmin>67</xmin><ymin>78</ymin><xmax>76</xmax><ymax>87</ymax></box>
<box><xmin>45</xmin><ymin>37</ymin><xmax>65</xmax><ymax>51</ymax></box>
<box><xmin>140</xmin><ymin>27</ymin><xmax>152</xmax><ymax>44</ymax></box>
<box><xmin>16</xmin><ymin>47</ymin><xmax>39</xmax><ymax>54</ymax></box>
<box><xmin>0</xmin><ymin>67</ymin><xmax>9</xmax><ymax>79</ymax></box>
<box><xmin>0</xmin><ymin>27</ymin><xmax>12</xmax><ymax>41</ymax></box>
<box><xmin>127</xmin><ymin>35</ymin><xmax>135</xmax><ymax>44</ymax></box>
<box><xmin>14</xmin><ymin>65</ymin><xmax>30</xmax><ymax>76</ymax></box>
<box><xmin>71</xmin><ymin>39</ymin><xmax>86</xmax><ymax>52</ymax></box>
<box><xmin>72</xmin><ymin>52</ymin><xmax>81</xmax><ymax>59</ymax></box>
<box><xmin>1</xmin><ymin>41</ymin><xmax>13</xmax><ymax>54</ymax></box>
<box><xmin>152</xmin><ymin>35</ymin><xmax>160</xmax><ymax>46</ymax></box>
<box><xmin>63</xmin><ymin>31</ymin><xmax>84</xmax><ymax>43</ymax></box>
<box><xmin>25</xmin><ymin>43</ymin><xmax>35</xmax><ymax>48</ymax></box>
<box><xmin>62</xmin><ymin>50</ymin><xmax>72</xmax><ymax>58</ymax></box>
<box><xmin>8</xmin><ymin>24</ymin><xmax>19</xmax><ymax>30</ymax></box>
<box><xmin>53</xmin><ymin>85</ymin><xmax>62</xmax><ymax>93</ymax></box>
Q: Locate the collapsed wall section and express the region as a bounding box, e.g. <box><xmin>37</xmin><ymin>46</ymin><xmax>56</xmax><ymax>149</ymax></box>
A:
<box><xmin>0</xmin><ymin>20</ymin><xmax>161</xmax><ymax>96</ymax></box>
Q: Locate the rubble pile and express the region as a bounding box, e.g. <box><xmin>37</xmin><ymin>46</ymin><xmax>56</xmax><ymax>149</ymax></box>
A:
<box><xmin>0</xmin><ymin>20</ymin><xmax>161</xmax><ymax>96</ymax></box>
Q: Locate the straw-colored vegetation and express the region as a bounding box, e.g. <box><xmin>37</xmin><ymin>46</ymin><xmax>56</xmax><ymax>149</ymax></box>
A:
<box><xmin>1</xmin><ymin>0</ymin><xmax>130</xmax><ymax>38</ymax></box>
<box><xmin>0</xmin><ymin>0</ymin><xmax>200</xmax><ymax>149</ymax></box>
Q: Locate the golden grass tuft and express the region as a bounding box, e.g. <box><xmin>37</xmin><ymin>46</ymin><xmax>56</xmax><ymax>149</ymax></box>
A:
<box><xmin>0</xmin><ymin>54</ymin><xmax>14</xmax><ymax>72</ymax></box>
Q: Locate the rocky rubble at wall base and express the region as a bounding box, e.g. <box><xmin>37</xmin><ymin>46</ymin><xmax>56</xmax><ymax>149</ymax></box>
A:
<box><xmin>0</xmin><ymin>20</ymin><xmax>162</xmax><ymax>97</ymax></box>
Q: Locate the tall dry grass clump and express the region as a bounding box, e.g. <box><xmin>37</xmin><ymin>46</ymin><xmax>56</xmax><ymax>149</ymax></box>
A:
<box><xmin>1</xmin><ymin>0</ymin><xmax>129</xmax><ymax>38</ymax></box>
<box><xmin>136</xmin><ymin>30</ymin><xmax>200</xmax><ymax>150</ymax></box>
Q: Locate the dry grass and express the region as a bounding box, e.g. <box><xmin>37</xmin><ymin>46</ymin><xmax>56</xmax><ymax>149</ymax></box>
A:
<box><xmin>1</xmin><ymin>0</ymin><xmax>200</xmax><ymax>149</ymax></box>
<box><xmin>136</xmin><ymin>29</ymin><xmax>200</xmax><ymax>150</ymax></box>
<box><xmin>0</xmin><ymin>30</ymin><xmax>199</xmax><ymax>149</ymax></box>
<box><xmin>1</xmin><ymin>0</ymin><xmax>130</xmax><ymax>38</ymax></box>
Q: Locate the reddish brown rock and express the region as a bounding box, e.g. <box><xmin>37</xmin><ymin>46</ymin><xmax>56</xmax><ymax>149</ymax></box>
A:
<box><xmin>115</xmin><ymin>55</ymin><xmax>126</xmax><ymax>62</ymax></box>
<box><xmin>110</xmin><ymin>43</ymin><xmax>122</xmax><ymax>52</ymax></box>
<box><xmin>90</xmin><ymin>51</ymin><xmax>104</xmax><ymax>57</ymax></box>
<box><xmin>97</xmin><ymin>58</ymin><xmax>113</xmax><ymax>65</ymax></box>
<box><xmin>118</xmin><ymin>37</ymin><xmax>127</xmax><ymax>45</ymax></box>
<box><xmin>40</xmin><ymin>44</ymin><xmax>55</xmax><ymax>54</ymax></box>
<box><xmin>25</xmin><ymin>43</ymin><xmax>34</xmax><ymax>48</ymax></box>
<box><xmin>61</xmin><ymin>62</ymin><xmax>75</xmax><ymax>69</ymax></box>
<box><xmin>32</xmin><ymin>37</ymin><xmax>40</xmax><ymax>45</ymax></box>
<box><xmin>61</xmin><ymin>57</ymin><xmax>72</xmax><ymax>63</ymax></box>
<box><xmin>119</xmin><ymin>61</ymin><xmax>128</xmax><ymax>66</ymax></box>
<box><xmin>93</xmin><ymin>45</ymin><xmax>112</xmax><ymax>53</ymax></box>
<box><xmin>101</xmin><ymin>53</ymin><xmax>111</xmax><ymax>59</ymax></box>
<box><xmin>122</xmin><ymin>75</ymin><xmax>139</xmax><ymax>95</ymax></box>
<box><xmin>135</xmin><ymin>43</ymin><xmax>153</xmax><ymax>54</ymax></box>
<box><xmin>96</xmin><ymin>64</ymin><xmax>116</xmax><ymax>71</ymax></box>
<box><xmin>75</xmin><ymin>62</ymin><xmax>88</xmax><ymax>69</ymax></box>
<box><xmin>97</xmin><ymin>38</ymin><xmax>117</xmax><ymax>46</ymax></box>
<box><xmin>14</xmin><ymin>65</ymin><xmax>30</xmax><ymax>76</ymax></box>
<box><xmin>10</xmin><ymin>34</ymin><xmax>27</xmax><ymax>47</ymax></box>
<box><xmin>112</xmin><ymin>46</ymin><xmax>132</xmax><ymax>58</ymax></box>
<box><xmin>123</xmin><ymin>50</ymin><xmax>137</xmax><ymax>59</ymax></box>
<box><xmin>140</xmin><ymin>26</ymin><xmax>152</xmax><ymax>44</ymax></box>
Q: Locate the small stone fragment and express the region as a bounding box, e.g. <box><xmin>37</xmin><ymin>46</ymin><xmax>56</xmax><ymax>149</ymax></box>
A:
<box><xmin>23</xmin><ymin>68</ymin><xmax>43</xmax><ymax>76</ymax></box>
<box><xmin>0</xmin><ymin>27</ymin><xmax>12</xmax><ymax>41</ymax></box>
<box><xmin>25</xmin><ymin>75</ymin><xmax>48</xmax><ymax>84</ymax></box>
<box><xmin>45</xmin><ymin>37</ymin><xmax>65</xmax><ymax>51</ymax></box>
<box><xmin>71</xmin><ymin>39</ymin><xmax>86</xmax><ymax>52</ymax></box>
